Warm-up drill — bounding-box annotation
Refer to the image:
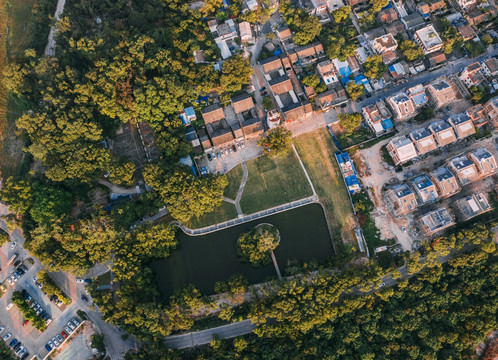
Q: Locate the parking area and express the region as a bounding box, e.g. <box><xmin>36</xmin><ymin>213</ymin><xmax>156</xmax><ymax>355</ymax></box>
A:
<box><xmin>197</xmin><ymin>137</ymin><xmax>262</xmax><ymax>175</ymax></box>
<box><xmin>0</xmin><ymin>243</ymin><xmax>86</xmax><ymax>359</ymax></box>
<box><xmin>49</xmin><ymin>321</ymin><xmax>96</xmax><ymax>360</ymax></box>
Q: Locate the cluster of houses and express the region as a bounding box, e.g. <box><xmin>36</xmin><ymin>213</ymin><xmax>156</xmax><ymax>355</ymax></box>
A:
<box><xmin>386</xmin><ymin>147</ymin><xmax>495</xmax><ymax>234</ymax></box>
<box><xmin>459</xmin><ymin>57</ymin><xmax>498</xmax><ymax>92</ymax></box>
<box><xmin>362</xmin><ymin>76</ymin><xmax>462</xmax><ymax>135</ymax></box>
<box><xmin>385</xmin><ymin>94</ymin><xmax>498</xmax><ymax>166</ymax></box>
<box><xmin>179</xmin><ymin>94</ymin><xmax>264</xmax><ymax>152</ymax></box>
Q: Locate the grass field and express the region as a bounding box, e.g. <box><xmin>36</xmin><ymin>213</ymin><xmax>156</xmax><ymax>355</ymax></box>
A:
<box><xmin>7</xmin><ymin>0</ymin><xmax>34</xmax><ymax>57</ymax></box>
<box><xmin>186</xmin><ymin>201</ymin><xmax>238</xmax><ymax>229</ymax></box>
<box><xmin>223</xmin><ymin>164</ymin><xmax>243</xmax><ymax>200</ymax></box>
<box><xmin>239</xmin><ymin>152</ymin><xmax>313</xmax><ymax>214</ymax></box>
<box><xmin>294</xmin><ymin>129</ymin><xmax>355</xmax><ymax>242</ymax></box>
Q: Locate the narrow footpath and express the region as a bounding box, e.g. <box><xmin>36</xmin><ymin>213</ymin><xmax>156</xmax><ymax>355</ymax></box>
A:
<box><xmin>234</xmin><ymin>162</ymin><xmax>249</xmax><ymax>217</ymax></box>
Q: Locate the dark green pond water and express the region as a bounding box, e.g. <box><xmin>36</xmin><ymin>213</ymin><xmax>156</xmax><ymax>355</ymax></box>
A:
<box><xmin>152</xmin><ymin>203</ymin><xmax>334</xmax><ymax>299</ymax></box>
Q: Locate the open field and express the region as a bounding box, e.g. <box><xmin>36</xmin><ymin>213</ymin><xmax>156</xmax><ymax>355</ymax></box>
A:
<box><xmin>223</xmin><ymin>164</ymin><xmax>243</xmax><ymax>200</ymax></box>
<box><xmin>187</xmin><ymin>201</ymin><xmax>238</xmax><ymax>229</ymax></box>
<box><xmin>294</xmin><ymin>129</ymin><xmax>355</xmax><ymax>243</ymax></box>
<box><xmin>240</xmin><ymin>153</ymin><xmax>313</xmax><ymax>214</ymax></box>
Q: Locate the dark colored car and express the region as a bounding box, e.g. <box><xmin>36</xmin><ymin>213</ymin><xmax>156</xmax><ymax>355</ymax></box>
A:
<box><xmin>81</xmin><ymin>295</ymin><xmax>88</xmax><ymax>302</ymax></box>
<box><xmin>232</xmin><ymin>144</ymin><xmax>237</xmax><ymax>152</ymax></box>
<box><xmin>207</xmin><ymin>153</ymin><xmax>212</xmax><ymax>161</ymax></box>
<box><xmin>21</xmin><ymin>352</ymin><xmax>29</xmax><ymax>360</ymax></box>
<box><xmin>259</xmin><ymin>86</ymin><xmax>266</xmax><ymax>92</ymax></box>
<box><xmin>9</xmin><ymin>339</ymin><xmax>17</xmax><ymax>347</ymax></box>
<box><xmin>45</xmin><ymin>344</ymin><xmax>52</xmax><ymax>352</ymax></box>
<box><xmin>261</xmin><ymin>91</ymin><xmax>268</xmax><ymax>96</ymax></box>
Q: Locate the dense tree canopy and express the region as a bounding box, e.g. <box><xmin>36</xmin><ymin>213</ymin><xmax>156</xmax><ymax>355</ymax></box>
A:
<box><xmin>258</xmin><ymin>126</ymin><xmax>292</xmax><ymax>158</ymax></box>
<box><xmin>281</xmin><ymin>1</ymin><xmax>322</xmax><ymax>45</ymax></box>
<box><xmin>220</xmin><ymin>55</ymin><xmax>254</xmax><ymax>94</ymax></box>
<box><xmin>237</xmin><ymin>224</ymin><xmax>280</xmax><ymax>267</ymax></box>
<box><xmin>143</xmin><ymin>163</ymin><xmax>228</xmax><ymax>224</ymax></box>
<box><xmin>338</xmin><ymin>112</ymin><xmax>362</xmax><ymax>135</ymax></box>
<box><xmin>363</xmin><ymin>55</ymin><xmax>388</xmax><ymax>79</ymax></box>
<box><xmin>346</xmin><ymin>81</ymin><xmax>365</xmax><ymax>101</ymax></box>
<box><xmin>399</xmin><ymin>40</ymin><xmax>424</xmax><ymax>61</ymax></box>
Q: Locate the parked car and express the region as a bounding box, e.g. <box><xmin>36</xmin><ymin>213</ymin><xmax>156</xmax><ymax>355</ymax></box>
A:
<box><xmin>14</xmin><ymin>345</ymin><xmax>23</xmax><ymax>354</ymax></box>
<box><xmin>36</xmin><ymin>308</ymin><xmax>43</xmax><ymax>315</ymax></box>
<box><xmin>13</xmin><ymin>342</ymin><xmax>21</xmax><ymax>351</ymax></box>
<box><xmin>33</xmin><ymin>304</ymin><xmax>40</xmax><ymax>312</ymax></box>
<box><xmin>237</xmin><ymin>142</ymin><xmax>241</xmax><ymax>149</ymax></box>
<box><xmin>9</xmin><ymin>338</ymin><xmax>17</xmax><ymax>347</ymax></box>
<box><xmin>67</xmin><ymin>322</ymin><xmax>75</xmax><ymax>330</ymax></box>
<box><xmin>10</xmin><ymin>242</ymin><xmax>17</xmax><ymax>249</ymax></box>
<box><xmin>241</xmin><ymin>141</ymin><xmax>245</xmax><ymax>148</ymax></box>
<box><xmin>6</xmin><ymin>303</ymin><xmax>14</xmax><ymax>311</ymax></box>
<box><xmin>46</xmin><ymin>318</ymin><xmax>53</xmax><ymax>326</ymax></box>
<box><xmin>19</xmin><ymin>264</ymin><xmax>27</xmax><ymax>272</ymax></box>
<box><xmin>259</xmin><ymin>86</ymin><xmax>266</xmax><ymax>92</ymax></box>
<box><xmin>48</xmin><ymin>340</ymin><xmax>55</xmax><ymax>349</ymax></box>
<box><xmin>75</xmin><ymin>278</ymin><xmax>85</xmax><ymax>284</ymax></box>
<box><xmin>72</xmin><ymin>318</ymin><xmax>81</xmax><ymax>327</ymax></box>
<box><xmin>45</xmin><ymin>344</ymin><xmax>52</xmax><ymax>352</ymax></box>
<box><xmin>64</xmin><ymin>326</ymin><xmax>72</xmax><ymax>334</ymax></box>
<box><xmin>56</xmin><ymin>334</ymin><xmax>63</xmax><ymax>343</ymax></box>
<box><xmin>18</xmin><ymin>348</ymin><xmax>27</xmax><ymax>357</ymax></box>
<box><xmin>61</xmin><ymin>331</ymin><xmax>68</xmax><ymax>339</ymax></box>
<box><xmin>7</xmin><ymin>277</ymin><xmax>14</xmax><ymax>285</ymax></box>
<box><xmin>38</xmin><ymin>282</ymin><xmax>43</xmax><ymax>289</ymax></box>
<box><xmin>3</xmin><ymin>333</ymin><xmax>11</xmax><ymax>341</ymax></box>
<box><xmin>30</xmin><ymin>301</ymin><xmax>37</xmax><ymax>308</ymax></box>
<box><xmin>0</xmin><ymin>326</ymin><xmax>4</xmax><ymax>334</ymax></box>
<box><xmin>32</xmin><ymin>276</ymin><xmax>37</xmax><ymax>283</ymax></box>
<box><xmin>52</xmin><ymin>337</ymin><xmax>59</xmax><ymax>347</ymax></box>
<box><xmin>232</xmin><ymin>144</ymin><xmax>237</xmax><ymax>152</ymax></box>
<box><xmin>16</xmin><ymin>268</ymin><xmax>24</xmax><ymax>275</ymax></box>
<box><xmin>81</xmin><ymin>295</ymin><xmax>88</xmax><ymax>302</ymax></box>
<box><xmin>25</xmin><ymin>296</ymin><xmax>32</xmax><ymax>302</ymax></box>
<box><xmin>207</xmin><ymin>153</ymin><xmax>212</xmax><ymax>161</ymax></box>
<box><xmin>215</xmin><ymin>152</ymin><xmax>220</xmax><ymax>159</ymax></box>
<box><xmin>261</xmin><ymin>91</ymin><xmax>268</xmax><ymax>96</ymax></box>
<box><xmin>21</xmin><ymin>352</ymin><xmax>29</xmax><ymax>360</ymax></box>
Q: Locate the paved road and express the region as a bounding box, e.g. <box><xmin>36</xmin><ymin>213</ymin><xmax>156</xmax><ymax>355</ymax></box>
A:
<box><xmin>44</xmin><ymin>0</ymin><xmax>66</xmax><ymax>56</ymax></box>
<box><xmin>164</xmin><ymin>319</ymin><xmax>256</xmax><ymax>349</ymax></box>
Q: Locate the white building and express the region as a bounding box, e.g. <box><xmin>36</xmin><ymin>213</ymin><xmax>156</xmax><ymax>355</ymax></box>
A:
<box><xmin>414</xmin><ymin>25</ymin><xmax>444</xmax><ymax>54</ymax></box>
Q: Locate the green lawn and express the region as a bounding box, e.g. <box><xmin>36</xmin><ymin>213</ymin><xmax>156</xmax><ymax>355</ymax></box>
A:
<box><xmin>223</xmin><ymin>164</ymin><xmax>244</xmax><ymax>200</ymax></box>
<box><xmin>7</xmin><ymin>0</ymin><xmax>34</xmax><ymax>58</ymax></box>
<box><xmin>186</xmin><ymin>201</ymin><xmax>238</xmax><ymax>229</ymax></box>
<box><xmin>293</xmin><ymin>129</ymin><xmax>354</xmax><ymax>240</ymax></box>
<box><xmin>239</xmin><ymin>152</ymin><xmax>313</xmax><ymax>214</ymax></box>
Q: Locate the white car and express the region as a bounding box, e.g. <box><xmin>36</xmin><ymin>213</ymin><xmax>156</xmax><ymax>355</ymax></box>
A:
<box><xmin>3</xmin><ymin>333</ymin><xmax>11</xmax><ymax>342</ymax></box>
<box><xmin>33</xmin><ymin>304</ymin><xmax>40</xmax><ymax>312</ymax></box>
<box><xmin>67</xmin><ymin>322</ymin><xmax>75</xmax><ymax>330</ymax></box>
<box><xmin>52</xmin><ymin>337</ymin><xmax>60</xmax><ymax>347</ymax></box>
<box><xmin>75</xmin><ymin>278</ymin><xmax>84</xmax><ymax>284</ymax></box>
<box><xmin>7</xmin><ymin>277</ymin><xmax>14</xmax><ymax>285</ymax></box>
<box><xmin>0</xmin><ymin>326</ymin><xmax>5</xmax><ymax>334</ymax></box>
<box><xmin>10</xmin><ymin>242</ymin><xmax>16</xmax><ymax>249</ymax></box>
<box><xmin>72</xmin><ymin>318</ymin><xmax>80</xmax><ymax>326</ymax></box>
<box><xmin>5</xmin><ymin>303</ymin><xmax>14</xmax><ymax>311</ymax></box>
<box><xmin>64</xmin><ymin>326</ymin><xmax>72</xmax><ymax>334</ymax></box>
<box><xmin>32</xmin><ymin>276</ymin><xmax>37</xmax><ymax>283</ymax></box>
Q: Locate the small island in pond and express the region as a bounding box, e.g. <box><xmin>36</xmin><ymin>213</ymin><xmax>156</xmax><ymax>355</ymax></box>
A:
<box><xmin>236</xmin><ymin>223</ymin><xmax>280</xmax><ymax>267</ymax></box>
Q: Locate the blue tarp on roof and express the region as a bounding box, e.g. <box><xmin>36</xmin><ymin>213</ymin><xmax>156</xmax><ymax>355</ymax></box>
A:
<box><xmin>381</xmin><ymin>118</ymin><xmax>394</xmax><ymax>130</ymax></box>
<box><xmin>273</xmin><ymin>49</ymin><xmax>282</xmax><ymax>56</ymax></box>
<box><xmin>381</xmin><ymin>1</ymin><xmax>393</xmax><ymax>10</ymax></box>
<box><xmin>198</xmin><ymin>95</ymin><xmax>209</xmax><ymax>104</ymax></box>
<box><xmin>341</xmin><ymin>77</ymin><xmax>351</xmax><ymax>85</ymax></box>
<box><xmin>354</xmin><ymin>74</ymin><xmax>369</xmax><ymax>85</ymax></box>
<box><xmin>388</xmin><ymin>65</ymin><xmax>396</xmax><ymax>72</ymax></box>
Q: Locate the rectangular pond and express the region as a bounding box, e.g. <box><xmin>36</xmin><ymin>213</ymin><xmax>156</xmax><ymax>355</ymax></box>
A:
<box><xmin>152</xmin><ymin>203</ymin><xmax>334</xmax><ymax>300</ymax></box>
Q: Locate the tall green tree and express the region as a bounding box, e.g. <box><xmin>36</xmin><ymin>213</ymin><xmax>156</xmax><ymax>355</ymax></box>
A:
<box><xmin>257</xmin><ymin>126</ymin><xmax>292</xmax><ymax>158</ymax></box>
<box><xmin>220</xmin><ymin>55</ymin><xmax>254</xmax><ymax>94</ymax></box>
<box><xmin>399</xmin><ymin>40</ymin><xmax>424</xmax><ymax>61</ymax></box>
<box><xmin>338</xmin><ymin>112</ymin><xmax>362</xmax><ymax>135</ymax></box>
<box><xmin>346</xmin><ymin>81</ymin><xmax>365</xmax><ymax>101</ymax></box>
<box><xmin>363</xmin><ymin>55</ymin><xmax>388</xmax><ymax>79</ymax></box>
